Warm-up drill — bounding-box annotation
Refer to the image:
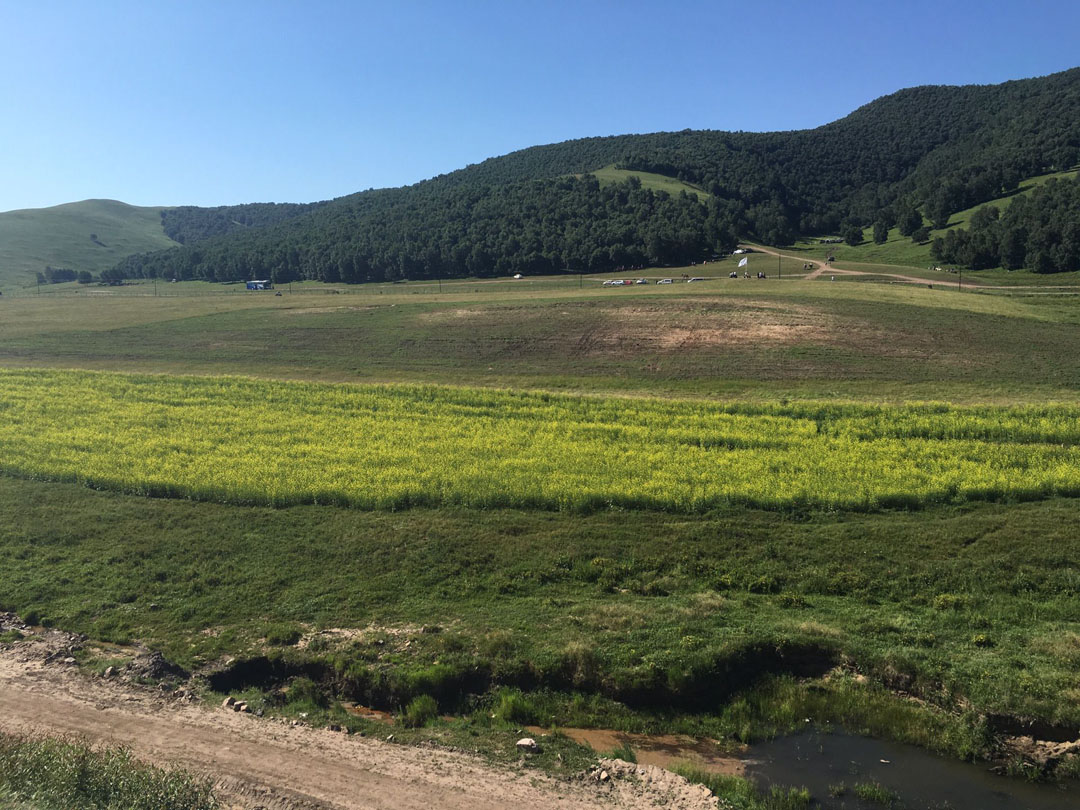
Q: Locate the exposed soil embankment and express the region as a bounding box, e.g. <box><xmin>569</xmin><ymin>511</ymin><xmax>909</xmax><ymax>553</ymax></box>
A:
<box><xmin>208</xmin><ymin>640</ymin><xmax>839</xmax><ymax>717</ymax></box>
<box><xmin>0</xmin><ymin>621</ymin><xmax>718</xmax><ymax>810</ymax></box>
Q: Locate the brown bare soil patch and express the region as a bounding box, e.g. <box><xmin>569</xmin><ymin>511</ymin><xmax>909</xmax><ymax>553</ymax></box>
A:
<box><xmin>528</xmin><ymin>726</ymin><xmax>746</xmax><ymax>777</ymax></box>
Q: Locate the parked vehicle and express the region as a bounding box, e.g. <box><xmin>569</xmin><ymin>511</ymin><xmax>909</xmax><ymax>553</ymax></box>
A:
<box><xmin>687</xmin><ymin>277</ymin><xmax>705</xmax><ymax>282</ymax></box>
<box><xmin>657</xmin><ymin>278</ymin><xmax>673</xmax><ymax>284</ymax></box>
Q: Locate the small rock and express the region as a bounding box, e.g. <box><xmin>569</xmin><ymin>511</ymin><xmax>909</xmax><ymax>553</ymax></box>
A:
<box><xmin>599</xmin><ymin>770</ymin><xmax>610</xmax><ymax>782</ymax></box>
<box><xmin>222</xmin><ymin>696</ymin><xmax>236</xmax><ymax>709</ymax></box>
<box><xmin>236</xmin><ymin>702</ymin><xmax>250</xmax><ymax>713</ymax></box>
<box><xmin>103</xmin><ymin>666</ymin><xmax>116</xmax><ymax>679</ymax></box>
<box><xmin>328</xmin><ymin>723</ymin><xmax>341</xmax><ymax>732</ymax></box>
<box><xmin>516</xmin><ymin>737</ymin><xmax>539</xmax><ymax>753</ymax></box>
<box><xmin>386</xmin><ymin>734</ymin><xmax>395</xmax><ymax>742</ymax></box>
<box><xmin>63</xmin><ymin>657</ymin><xmax>76</xmax><ymax>665</ymax></box>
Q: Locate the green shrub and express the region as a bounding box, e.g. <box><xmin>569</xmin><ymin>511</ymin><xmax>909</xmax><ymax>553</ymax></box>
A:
<box><xmin>265</xmin><ymin>624</ymin><xmax>302</xmax><ymax>646</ymax></box>
<box><xmin>493</xmin><ymin>689</ymin><xmax>539</xmax><ymax>725</ymax></box>
<box><xmin>934</xmin><ymin>593</ymin><xmax>966</xmax><ymax>611</ymax></box>
<box><xmin>606</xmin><ymin>741</ymin><xmax>637</xmax><ymax>763</ymax></box>
<box><xmin>401</xmin><ymin>694</ymin><xmax>439</xmax><ymax>728</ymax></box>
<box><xmin>284</xmin><ymin>676</ymin><xmax>328</xmax><ymax>709</ymax></box>
<box><xmin>854</xmin><ymin>780</ymin><xmax>899</xmax><ymax>806</ymax></box>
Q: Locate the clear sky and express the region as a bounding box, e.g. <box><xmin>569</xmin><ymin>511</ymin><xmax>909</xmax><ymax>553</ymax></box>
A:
<box><xmin>1</xmin><ymin>0</ymin><xmax>1078</xmax><ymax>212</ymax></box>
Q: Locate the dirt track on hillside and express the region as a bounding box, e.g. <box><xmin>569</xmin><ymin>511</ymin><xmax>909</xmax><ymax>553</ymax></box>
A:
<box><xmin>0</xmin><ymin>629</ymin><xmax>718</xmax><ymax>810</ymax></box>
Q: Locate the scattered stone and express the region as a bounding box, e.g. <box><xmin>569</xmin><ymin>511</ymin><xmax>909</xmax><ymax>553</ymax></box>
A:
<box><xmin>103</xmin><ymin>666</ymin><xmax>116</xmax><ymax>679</ymax></box>
<box><xmin>236</xmin><ymin>702</ymin><xmax>249</xmax><ymax>713</ymax></box>
<box><xmin>516</xmin><ymin>737</ymin><xmax>540</xmax><ymax>754</ymax></box>
<box><xmin>599</xmin><ymin>770</ymin><xmax>610</xmax><ymax>782</ymax></box>
<box><xmin>63</xmin><ymin>657</ymin><xmax>76</xmax><ymax>665</ymax></box>
<box><xmin>124</xmin><ymin>651</ymin><xmax>189</xmax><ymax>683</ymax></box>
<box><xmin>328</xmin><ymin>723</ymin><xmax>342</xmax><ymax>732</ymax></box>
<box><xmin>386</xmin><ymin>734</ymin><xmax>395</xmax><ymax>742</ymax></box>
<box><xmin>222</xmin><ymin>696</ymin><xmax>236</xmax><ymax>709</ymax></box>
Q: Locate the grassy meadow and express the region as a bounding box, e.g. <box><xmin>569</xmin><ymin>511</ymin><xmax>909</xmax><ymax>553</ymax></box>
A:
<box><xmin>792</xmin><ymin>167</ymin><xmax>1080</xmax><ymax>270</ymax></box>
<box><xmin>1</xmin><ymin>268</ymin><xmax>1079</xmax><ymax>797</ymax></box>
<box><xmin>4</xmin><ymin>271</ymin><xmax>1080</xmax><ymax>402</ymax></box>
<box><xmin>0</xmin><ymin>199</ymin><xmax>177</xmax><ymax>288</ymax></box>
<box><xmin>589</xmin><ymin>165</ymin><xmax>710</xmax><ymax>199</ymax></box>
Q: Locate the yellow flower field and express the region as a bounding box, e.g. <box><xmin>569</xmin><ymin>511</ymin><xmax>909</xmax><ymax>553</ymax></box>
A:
<box><xmin>1</xmin><ymin>368</ymin><xmax>1078</xmax><ymax>512</ymax></box>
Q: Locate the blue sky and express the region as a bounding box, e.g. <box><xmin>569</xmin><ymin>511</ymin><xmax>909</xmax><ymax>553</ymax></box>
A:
<box><xmin>1</xmin><ymin>0</ymin><xmax>1078</xmax><ymax>212</ymax></box>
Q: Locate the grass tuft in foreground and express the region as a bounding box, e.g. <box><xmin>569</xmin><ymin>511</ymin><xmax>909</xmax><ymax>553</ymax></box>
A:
<box><xmin>0</xmin><ymin>732</ymin><xmax>217</xmax><ymax>810</ymax></box>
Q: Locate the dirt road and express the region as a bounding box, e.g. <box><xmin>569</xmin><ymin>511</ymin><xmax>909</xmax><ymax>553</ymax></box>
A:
<box><xmin>743</xmin><ymin>244</ymin><xmax>963</xmax><ymax>285</ymax></box>
<box><xmin>0</xmin><ymin>632</ymin><xmax>718</xmax><ymax>810</ymax></box>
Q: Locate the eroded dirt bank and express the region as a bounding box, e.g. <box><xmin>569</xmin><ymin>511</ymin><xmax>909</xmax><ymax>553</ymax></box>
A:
<box><xmin>0</xmin><ymin>625</ymin><xmax>718</xmax><ymax>810</ymax></box>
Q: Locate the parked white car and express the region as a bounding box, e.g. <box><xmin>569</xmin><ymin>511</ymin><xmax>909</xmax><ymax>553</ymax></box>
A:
<box><xmin>657</xmin><ymin>278</ymin><xmax>673</xmax><ymax>284</ymax></box>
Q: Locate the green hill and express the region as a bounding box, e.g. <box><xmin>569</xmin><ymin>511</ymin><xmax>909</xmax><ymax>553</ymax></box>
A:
<box><xmin>795</xmin><ymin>167</ymin><xmax>1080</xmax><ymax>268</ymax></box>
<box><xmin>0</xmin><ymin>199</ymin><xmax>178</xmax><ymax>288</ymax></box>
<box><xmin>112</xmin><ymin>68</ymin><xmax>1080</xmax><ymax>284</ymax></box>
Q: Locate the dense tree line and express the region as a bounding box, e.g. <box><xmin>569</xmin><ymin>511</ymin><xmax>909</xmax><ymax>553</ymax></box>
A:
<box><xmin>931</xmin><ymin>175</ymin><xmax>1080</xmax><ymax>272</ymax></box>
<box><xmin>160</xmin><ymin>201</ymin><xmax>328</xmax><ymax>244</ymax></box>
<box><xmin>114</xmin><ymin>68</ymin><xmax>1080</xmax><ymax>281</ymax></box>
<box><xmin>115</xmin><ymin>176</ymin><xmax>740</xmax><ymax>282</ymax></box>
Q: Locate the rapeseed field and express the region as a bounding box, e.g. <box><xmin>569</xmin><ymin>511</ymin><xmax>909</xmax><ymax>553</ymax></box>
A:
<box><xmin>2</xmin><ymin>368</ymin><xmax>1078</xmax><ymax>512</ymax></box>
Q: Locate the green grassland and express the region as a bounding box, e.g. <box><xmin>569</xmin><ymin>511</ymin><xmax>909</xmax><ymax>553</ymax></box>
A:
<box><xmin>0</xmin><ymin>199</ymin><xmax>178</xmax><ymax>289</ymax></box>
<box><xmin>1</xmin><ymin>272</ymin><xmax>1079</xmax><ymax>793</ymax></box>
<box><xmin>3</xmin><ymin>474</ymin><xmax>1078</xmax><ymax>742</ymax></box>
<box><xmin>792</xmin><ymin>168</ymin><xmax>1080</xmax><ymax>271</ymax></box>
<box><xmin>588</xmin><ymin>165</ymin><xmax>710</xmax><ymax>199</ymax></box>
<box><xmin>4</xmin><ymin>271</ymin><xmax>1080</xmax><ymax>402</ymax></box>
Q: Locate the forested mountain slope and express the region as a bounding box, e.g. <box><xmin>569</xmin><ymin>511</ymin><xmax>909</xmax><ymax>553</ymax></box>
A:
<box><xmin>113</xmin><ymin>68</ymin><xmax>1080</xmax><ymax>283</ymax></box>
<box><xmin>160</xmin><ymin>201</ymin><xmax>329</xmax><ymax>244</ymax></box>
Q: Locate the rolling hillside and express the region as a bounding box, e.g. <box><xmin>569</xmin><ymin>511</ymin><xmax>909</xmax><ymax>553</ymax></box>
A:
<box><xmin>0</xmin><ymin>199</ymin><xmax>178</xmax><ymax>288</ymax></box>
<box><xmin>0</xmin><ymin>199</ymin><xmax>328</xmax><ymax>290</ymax></box>
<box><xmin>112</xmin><ymin>68</ymin><xmax>1080</xmax><ymax>284</ymax></box>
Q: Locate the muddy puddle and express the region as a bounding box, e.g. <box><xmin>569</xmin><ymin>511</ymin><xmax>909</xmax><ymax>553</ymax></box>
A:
<box><xmin>745</xmin><ymin>730</ymin><xmax>1076</xmax><ymax>809</ymax></box>
<box><xmin>539</xmin><ymin>725</ymin><xmax>1075</xmax><ymax>808</ymax></box>
<box><xmin>526</xmin><ymin>726</ymin><xmax>745</xmax><ymax>775</ymax></box>
<box><xmin>343</xmin><ymin>702</ymin><xmax>394</xmax><ymax>724</ymax></box>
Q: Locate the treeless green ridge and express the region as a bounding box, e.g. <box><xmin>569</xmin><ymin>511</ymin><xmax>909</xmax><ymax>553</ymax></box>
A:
<box><xmin>0</xmin><ymin>199</ymin><xmax>178</xmax><ymax>288</ymax></box>
<box><xmin>588</xmin><ymin>166</ymin><xmax>709</xmax><ymax>200</ymax></box>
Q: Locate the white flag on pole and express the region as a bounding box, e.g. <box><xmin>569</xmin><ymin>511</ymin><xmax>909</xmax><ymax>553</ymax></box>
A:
<box><xmin>738</xmin><ymin>257</ymin><xmax>748</xmax><ymax>267</ymax></box>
